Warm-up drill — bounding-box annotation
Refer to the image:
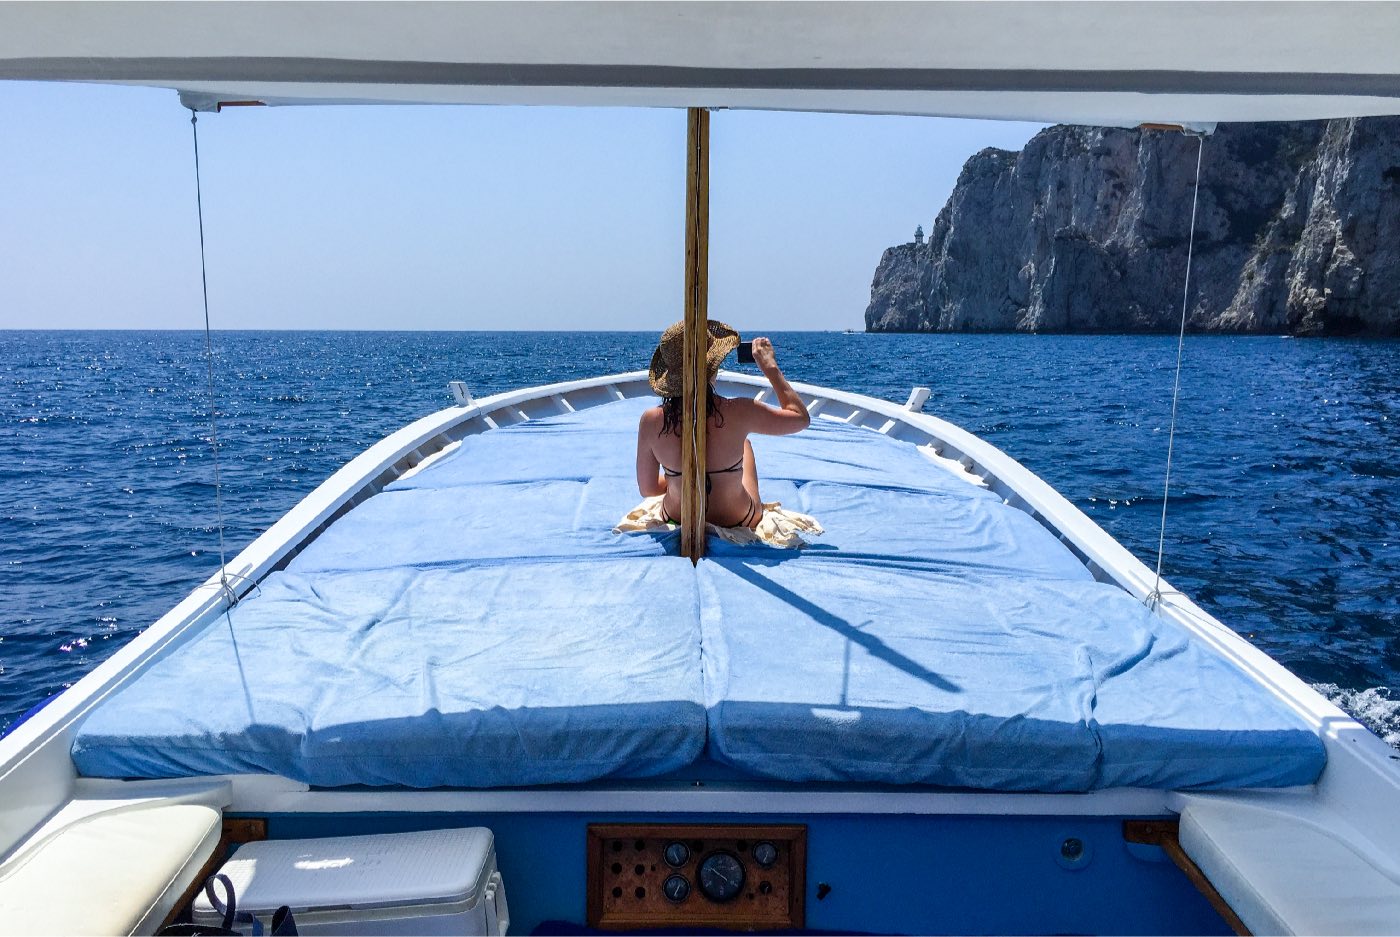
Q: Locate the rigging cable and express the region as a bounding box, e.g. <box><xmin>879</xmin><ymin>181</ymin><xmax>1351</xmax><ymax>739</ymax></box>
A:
<box><xmin>1148</xmin><ymin>131</ymin><xmax>1206</xmax><ymax>610</ymax></box>
<box><xmin>189</xmin><ymin>109</ymin><xmax>235</xmax><ymax>605</ymax></box>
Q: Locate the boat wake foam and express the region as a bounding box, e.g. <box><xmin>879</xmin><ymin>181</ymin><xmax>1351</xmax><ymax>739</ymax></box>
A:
<box><xmin>1316</xmin><ymin>683</ymin><xmax>1400</xmax><ymax>748</ymax></box>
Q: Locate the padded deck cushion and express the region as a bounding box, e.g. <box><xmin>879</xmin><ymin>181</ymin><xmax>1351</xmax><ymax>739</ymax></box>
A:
<box><xmin>291</xmin><ymin>397</ymin><xmax>676</xmax><ymax>569</ymax></box>
<box><xmin>1180</xmin><ymin>798</ymin><xmax>1400</xmax><ymax>935</ymax></box>
<box><xmin>708</xmin><ymin>479</ymin><xmax>1093</xmax><ymax>581</ymax></box>
<box><xmin>73</xmin><ymin>395</ymin><xmax>1325</xmax><ymax>791</ymax></box>
<box><xmin>388</xmin><ymin>394</ymin><xmax>646</xmax><ymax>489</ymax></box>
<box><xmin>73</xmin><ymin>558</ymin><xmax>705</xmax><ymax>788</ymax></box>
<box><xmin>698</xmin><ymin>557</ymin><xmax>1324</xmax><ymax>790</ymax></box>
<box><xmin>289</xmin><ymin>477</ymin><xmax>676</xmax><ymax>569</ymax></box>
<box><xmin>748</xmin><ymin>414</ymin><xmax>992</xmax><ymax>494</ymax></box>
<box><xmin>0</xmin><ymin>803</ymin><xmax>221</xmax><ymax>936</ymax></box>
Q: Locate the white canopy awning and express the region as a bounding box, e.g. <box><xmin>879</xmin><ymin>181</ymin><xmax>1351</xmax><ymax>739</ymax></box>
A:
<box><xmin>3</xmin><ymin>1</ymin><xmax>1400</xmax><ymax>126</ymax></box>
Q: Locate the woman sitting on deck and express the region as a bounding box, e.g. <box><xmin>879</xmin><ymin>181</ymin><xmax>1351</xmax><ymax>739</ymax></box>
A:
<box><xmin>635</xmin><ymin>320</ymin><xmax>811</xmax><ymax>530</ymax></box>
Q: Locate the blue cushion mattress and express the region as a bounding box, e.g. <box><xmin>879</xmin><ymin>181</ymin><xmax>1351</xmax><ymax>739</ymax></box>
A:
<box><xmin>387</xmin><ymin>395</ymin><xmax>645</xmax><ymax>490</ymax></box>
<box><xmin>72</xmin><ymin>396</ymin><xmax>1326</xmax><ymax>790</ymax></box>
<box><xmin>287</xmin><ymin>477</ymin><xmax>677</xmax><ymax>569</ymax></box>
<box><xmin>747</xmin><ymin>414</ymin><xmax>990</xmax><ymax>495</ymax></box>
<box><xmin>698</xmin><ymin>557</ymin><xmax>1323</xmax><ymax>790</ymax></box>
<box><xmin>72</xmin><ymin>558</ymin><xmax>705</xmax><ymax>788</ymax></box>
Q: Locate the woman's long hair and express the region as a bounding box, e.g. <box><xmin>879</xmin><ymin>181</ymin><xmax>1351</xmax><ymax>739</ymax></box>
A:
<box><xmin>660</xmin><ymin>386</ymin><xmax>724</xmax><ymax>436</ymax></box>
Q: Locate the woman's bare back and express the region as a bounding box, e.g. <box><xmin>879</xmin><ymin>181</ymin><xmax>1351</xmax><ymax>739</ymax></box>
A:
<box><xmin>641</xmin><ymin>399</ymin><xmax>763</xmax><ymax>527</ymax></box>
<box><xmin>635</xmin><ymin>336</ymin><xmax>811</xmax><ymax>529</ymax></box>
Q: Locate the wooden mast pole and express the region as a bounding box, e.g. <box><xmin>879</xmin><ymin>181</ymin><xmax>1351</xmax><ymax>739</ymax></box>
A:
<box><xmin>680</xmin><ymin>107</ymin><xmax>710</xmax><ymax>563</ymax></box>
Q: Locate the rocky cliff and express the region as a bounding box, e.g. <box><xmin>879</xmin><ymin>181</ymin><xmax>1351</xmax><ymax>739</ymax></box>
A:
<box><xmin>865</xmin><ymin>119</ymin><xmax>1400</xmax><ymax>335</ymax></box>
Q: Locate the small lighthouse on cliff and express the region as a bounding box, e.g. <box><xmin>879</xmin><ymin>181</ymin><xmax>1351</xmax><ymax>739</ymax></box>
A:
<box><xmin>913</xmin><ymin>225</ymin><xmax>925</xmax><ymax>246</ymax></box>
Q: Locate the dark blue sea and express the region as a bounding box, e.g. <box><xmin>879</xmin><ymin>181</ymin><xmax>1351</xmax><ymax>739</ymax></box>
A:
<box><xmin>3</xmin><ymin>330</ymin><xmax>1398</xmax><ymax>745</ymax></box>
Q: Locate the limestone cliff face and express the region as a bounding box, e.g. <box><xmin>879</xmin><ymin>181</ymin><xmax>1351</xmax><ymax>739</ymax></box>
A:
<box><xmin>865</xmin><ymin>119</ymin><xmax>1400</xmax><ymax>335</ymax></box>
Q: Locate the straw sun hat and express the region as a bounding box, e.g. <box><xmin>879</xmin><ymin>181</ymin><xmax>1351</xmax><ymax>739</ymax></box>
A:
<box><xmin>648</xmin><ymin>320</ymin><xmax>740</xmax><ymax>397</ymax></box>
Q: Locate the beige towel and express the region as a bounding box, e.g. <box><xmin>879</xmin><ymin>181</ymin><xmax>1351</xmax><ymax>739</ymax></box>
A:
<box><xmin>614</xmin><ymin>496</ymin><xmax>823</xmax><ymax>549</ymax></box>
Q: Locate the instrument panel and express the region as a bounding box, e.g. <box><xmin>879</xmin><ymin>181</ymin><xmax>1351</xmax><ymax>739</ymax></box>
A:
<box><xmin>586</xmin><ymin>824</ymin><xmax>806</xmax><ymax>930</ymax></box>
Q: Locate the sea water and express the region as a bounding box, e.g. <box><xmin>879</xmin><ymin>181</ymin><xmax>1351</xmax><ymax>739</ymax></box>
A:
<box><xmin>2</xmin><ymin>330</ymin><xmax>1397</xmax><ymax>745</ymax></box>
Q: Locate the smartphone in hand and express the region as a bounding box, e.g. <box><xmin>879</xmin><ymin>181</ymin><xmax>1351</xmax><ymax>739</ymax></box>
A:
<box><xmin>737</xmin><ymin>341</ymin><xmax>755</xmax><ymax>364</ymax></box>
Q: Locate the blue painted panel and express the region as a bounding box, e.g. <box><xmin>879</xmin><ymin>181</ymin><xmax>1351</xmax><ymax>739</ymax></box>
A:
<box><xmin>259</xmin><ymin>812</ymin><xmax>1232</xmax><ymax>936</ymax></box>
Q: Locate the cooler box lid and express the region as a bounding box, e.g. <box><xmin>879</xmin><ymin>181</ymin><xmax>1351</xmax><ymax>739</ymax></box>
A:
<box><xmin>194</xmin><ymin>828</ymin><xmax>495</xmax><ymax>914</ymax></box>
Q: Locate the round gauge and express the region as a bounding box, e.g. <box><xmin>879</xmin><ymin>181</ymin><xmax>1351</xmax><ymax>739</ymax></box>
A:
<box><xmin>663</xmin><ymin>842</ymin><xmax>690</xmax><ymax>867</ymax></box>
<box><xmin>697</xmin><ymin>851</ymin><xmax>746</xmax><ymax>903</ymax></box>
<box><xmin>663</xmin><ymin>875</ymin><xmax>691</xmax><ymax>903</ymax></box>
<box><xmin>752</xmin><ymin>841</ymin><xmax>779</xmax><ymax>868</ymax></box>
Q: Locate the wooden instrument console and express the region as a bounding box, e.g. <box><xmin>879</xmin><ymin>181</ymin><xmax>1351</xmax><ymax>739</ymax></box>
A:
<box><xmin>586</xmin><ymin>823</ymin><xmax>806</xmax><ymax>931</ymax></box>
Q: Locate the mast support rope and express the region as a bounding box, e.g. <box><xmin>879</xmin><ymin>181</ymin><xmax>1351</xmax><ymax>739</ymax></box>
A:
<box><xmin>189</xmin><ymin>110</ymin><xmax>238</xmax><ymax>607</ymax></box>
<box><xmin>1148</xmin><ymin>131</ymin><xmax>1206</xmax><ymax>610</ymax></box>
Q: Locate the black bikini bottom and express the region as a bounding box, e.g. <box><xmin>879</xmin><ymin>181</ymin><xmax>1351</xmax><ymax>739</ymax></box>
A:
<box><xmin>663</xmin><ymin>497</ymin><xmax>759</xmax><ymax>529</ymax></box>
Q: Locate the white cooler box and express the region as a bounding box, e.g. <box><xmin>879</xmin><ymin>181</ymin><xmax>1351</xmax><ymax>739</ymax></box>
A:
<box><xmin>192</xmin><ymin>827</ymin><xmax>509</xmax><ymax>936</ymax></box>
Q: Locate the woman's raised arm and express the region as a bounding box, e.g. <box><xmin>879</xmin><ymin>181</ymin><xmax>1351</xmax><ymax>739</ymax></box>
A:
<box><xmin>741</xmin><ymin>337</ymin><xmax>810</xmax><ymax>436</ymax></box>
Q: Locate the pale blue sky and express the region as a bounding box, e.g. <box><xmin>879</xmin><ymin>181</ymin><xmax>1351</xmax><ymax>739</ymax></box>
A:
<box><xmin>1</xmin><ymin>81</ymin><xmax>1045</xmax><ymax>331</ymax></box>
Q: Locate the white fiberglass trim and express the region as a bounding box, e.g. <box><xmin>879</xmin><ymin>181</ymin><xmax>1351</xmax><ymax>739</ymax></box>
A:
<box><xmin>219</xmin><ymin>777</ymin><xmax>1178</xmax><ymax>818</ymax></box>
<box><xmin>74</xmin><ymin>773</ymin><xmax>1179</xmax><ymax>819</ymax></box>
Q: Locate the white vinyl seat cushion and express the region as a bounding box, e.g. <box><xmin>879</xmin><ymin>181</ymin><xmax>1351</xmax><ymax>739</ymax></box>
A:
<box><xmin>1180</xmin><ymin>799</ymin><xmax>1400</xmax><ymax>936</ymax></box>
<box><xmin>0</xmin><ymin>803</ymin><xmax>221</xmax><ymax>936</ymax></box>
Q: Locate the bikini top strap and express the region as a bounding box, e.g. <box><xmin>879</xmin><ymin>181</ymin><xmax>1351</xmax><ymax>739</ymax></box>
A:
<box><xmin>661</xmin><ymin>456</ymin><xmax>743</xmax><ymax>477</ymax></box>
<box><xmin>711</xmin><ymin>457</ymin><xmax>746</xmax><ymax>474</ymax></box>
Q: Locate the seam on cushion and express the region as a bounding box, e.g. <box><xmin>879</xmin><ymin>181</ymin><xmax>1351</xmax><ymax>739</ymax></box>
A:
<box><xmin>708</xmin><ymin>749</ymin><xmax>1093</xmax><ymax>781</ymax></box>
<box><xmin>75</xmin><ymin>745</ymin><xmax>699</xmax><ymax>766</ymax></box>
